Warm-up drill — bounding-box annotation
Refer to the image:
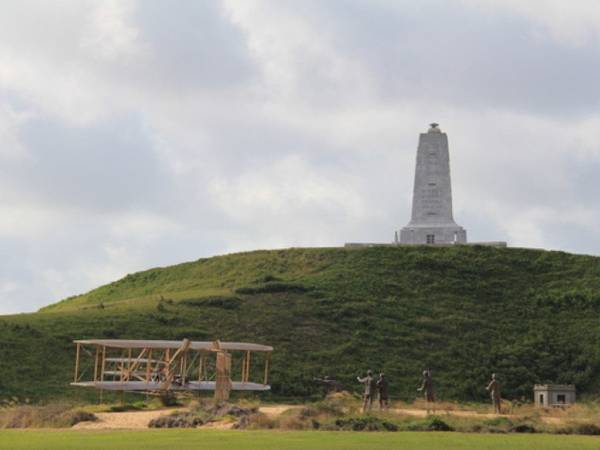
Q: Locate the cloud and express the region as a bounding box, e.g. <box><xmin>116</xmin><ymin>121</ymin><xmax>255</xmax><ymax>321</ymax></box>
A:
<box><xmin>0</xmin><ymin>0</ymin><xmax>599</xmax><ymax>313</ymax></box>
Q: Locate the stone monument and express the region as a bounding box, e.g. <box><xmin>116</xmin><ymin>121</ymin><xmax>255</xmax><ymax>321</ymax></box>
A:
<box><xmin>398</xmin><ymin>123</ymin><xmax>467</xmax><ymax>245</ymax></box>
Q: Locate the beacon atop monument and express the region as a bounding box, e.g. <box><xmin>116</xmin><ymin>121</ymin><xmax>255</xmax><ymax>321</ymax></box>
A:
<box><xmin>397</xmin><ymin>123</ymin><xmax>467</xmax><ymax>245</ymax></box>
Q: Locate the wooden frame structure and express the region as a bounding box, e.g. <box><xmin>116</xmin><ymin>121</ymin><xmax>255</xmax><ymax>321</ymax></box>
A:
<box><xmin>71</xmin><ymin>339</ymin><xmax>273</xmax><ymax>394</ymax></box>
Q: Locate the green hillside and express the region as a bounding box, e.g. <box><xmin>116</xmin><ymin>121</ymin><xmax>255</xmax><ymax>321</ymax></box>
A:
<box><xmin>2</xmin><ymin>246</ymin><xmax>600</xmax><ymax>403</ymax></box>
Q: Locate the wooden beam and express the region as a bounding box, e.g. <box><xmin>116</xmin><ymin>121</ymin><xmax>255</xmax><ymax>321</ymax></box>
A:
<box><xmin>264</xmin><ymin>354</ymin><xmax>270</xmax><ymax>385</ymax></box>
<box><xmin>198</xmin><ymin>354</ymin><xmax>204</xmax><ymax>381</ymax></box>
<box><xmin>160</xmin><ymin>339</ymin><xmax>191</xmax><ymax>390</ymax></box>
<box><xmin>244</xmin><ymin>351</ymin><xmax>251</xmax><ymax>383</ymax></box>
<box><xmin>241</xmin><ymin>352</ymin><xmax>246</xmax><ymax>382</ymax></box>
<box><xmin>100</xmin><ymin>345</ymin><xmax>106</xmax><ymax>382</ymax></box>
<box><xmin>93</xmin><ymin>345</ymin><xmax>100</xmax><ymax>382</ymax></box>
<box><xmin>74</xmin><ymin>343</ymin><xmax>81</xmax><ymax>383</ymax></box>
<box><xmin>124</xmin><ymin>348</ymin><xmax>147</xmax><ymax>382</ymax></box>
<box><xmin>146</xmin><ymin>349</ymin><xmax>152</xmax><ymax>383</ymax></box>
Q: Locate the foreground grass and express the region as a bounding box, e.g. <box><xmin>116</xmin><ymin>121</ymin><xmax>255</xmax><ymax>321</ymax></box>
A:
<box><xmin>1</xmin><ymin>430</ymin><xmax>599</xmax><ymax>450</ymax></box>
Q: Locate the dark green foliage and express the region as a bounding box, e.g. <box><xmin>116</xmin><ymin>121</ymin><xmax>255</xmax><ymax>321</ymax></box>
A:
<box><xmin>334</xmin><ymin>416</ymin><xmax>399</xmax><ymax>431</ymax></box>
<box><xmin>235</xmin><ymin>283</ymin><xmax>310</xmax><ymax>295</ymax></box>
<box><xmin>510</xmin><ymin>424</ymin><xmax>537</xmax><ymax>433</ymax></box>
<box><xmin>2</xmin><ymin>246</ymin><xmax>600</xmax><ymax>403</ymax></box>
<box><xmin>181</xmin><ymin>296</ymin><xmax>242</xmax><ymax>310</ymax></box>
<box><xmin>408</xmin><ymin>416</ymin><xmax>454</xmax><ymax>432</ymax></box>
<box><xmin>426</xmin><ymin>417</ymin><xmax>454</xmax><ymax>432</ymax></box>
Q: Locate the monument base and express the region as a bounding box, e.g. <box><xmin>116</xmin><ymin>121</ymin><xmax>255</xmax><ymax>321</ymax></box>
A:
<box><xmin>398</xmin><ymin>225</ymin><xmax>467</xmax><ymax>245</ymax></box>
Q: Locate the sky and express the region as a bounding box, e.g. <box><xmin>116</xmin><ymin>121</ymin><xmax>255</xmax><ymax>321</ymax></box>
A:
<box><xmin>1</xmin><ymin>0</ymin><xmax>600</xmax><ymax>314</ymax></box>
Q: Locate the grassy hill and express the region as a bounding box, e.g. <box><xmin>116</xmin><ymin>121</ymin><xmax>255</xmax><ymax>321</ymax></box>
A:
<box><xmin>1</xmin><ymin>245</ymin><xmax>600</xmax><ymax>403</ymax></box>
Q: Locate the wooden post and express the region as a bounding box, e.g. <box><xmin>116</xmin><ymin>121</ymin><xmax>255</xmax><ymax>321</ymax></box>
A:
<box><xmin>263</xmin><ymin>354</ymin><xmax>270</xmax><ymax>385</ymax></box>
<box><xmin>100</xmin><ymin>345</ymin><xmax>106</xmax><ymax>382</ymax></box>
<box><xmin>164</xmin><ymin>348</ymin><xmax>170</xmax><ymax>385</ymax></box>
<box><xmin>74</xmin><ymin>343</ymin><xmax>81</xmax><ymax>383</ymax></box>
<box><xmin>244</xmin><ymin>351</ymin><xmax>251</xmax><ymax>383</ymax></box>
<box><xmin>241</xmin><ymin>352</ymin><xmax>246</xmax><ymax>382</ymax></box>
<box><xmin>146</xmin><ymin>349</ymin><xmax>152</xmax><ymax>383</ymax></box>
<box><xmin>214</xmin><ymin>351</ymin><xmax>232</xmax><ymax>403</ymax></box>
<box><xmin>93</xmin><ymin>345</ymin><xmax>100</xmax><ymax>382</ymax></box>
<box><xmin>199</xmin><ymin>354</ymin><xmax>204</xmax><ymax>381</ymax></box>
<box><xmin>127</xmin><ymin>348</ymin><xmax>132</xmax><ymax>377</ymax></box>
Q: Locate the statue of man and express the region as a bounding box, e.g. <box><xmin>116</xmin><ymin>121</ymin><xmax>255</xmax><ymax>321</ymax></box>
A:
<box><xmin>313</xmin><ymin>375</ymin><xmax>342</xmax><ymax>394</ymax></box>
<box><xmin>417</xmin><ymin>369</ymin><xmax>435</xmax><ymax>413</ymax></box>
<box><xmin>486</xmin><ymin>373</ymin><xmax>502</xmax><ymax>414</ymax></box>
<box><xmin>357</xmin><ymin>370</ymin><xmax>377</xmax><ymax>413</ymax></box>
<box><xmin>376</xmin><ymin>373</ymin><xmax>389</xmax><ymax>410</ymax></box>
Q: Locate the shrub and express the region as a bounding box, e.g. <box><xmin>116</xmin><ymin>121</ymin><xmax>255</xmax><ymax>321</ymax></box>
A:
<box><xmin>68</xmin><ymin>411</ymin><xmax>97</xmax><ymax>426</ymax></box>
<box><xmin>235</xmin><ymin>283</ymin><xmax>309</xmax><ymax>295</ymax></box>
<box><xmin>0</xmin><ymin>404</ymin><xmax>97</xmax><ymax>428</ymax></box>
<box><xmin>148</xmin><ymin>412</ymin><xmax>203</xmax><ymax>428</ymax></box>
<box><xmin>334</xmin><ymin>416</ymin><xmax>398</xmax><ymax>432</ymax></box>
<box><xmin>510</xmin><ymin>423</ymin><xmax>536</xmax><ymax>433</ymax></box>
<box><xmin>557</xmin><ymin>423</ymin><xmax>600</xmax><ymax>436</ymax></box>
<box><xmin>426</xmin><ymin>417</ymin><xmax>453</xmax><ymax>432</ymax></box>
<box><xmin>181</xmin><ymin>297</ymin><xmax>241</xmax><ymax>310</ymax></box>
<box><xmin>407</xmin><ymin>416</ymin><xmax>453</xmax><ymax>432</ymax></box>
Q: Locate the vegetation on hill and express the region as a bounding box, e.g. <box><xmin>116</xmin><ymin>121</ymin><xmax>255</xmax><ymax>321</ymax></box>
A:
<box><xmin>1</xmin><ymin>246</ymin><xmax>600</xmax><ymax>403</ymax></box>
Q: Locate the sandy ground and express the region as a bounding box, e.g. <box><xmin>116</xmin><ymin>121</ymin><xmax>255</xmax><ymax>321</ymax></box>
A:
<box><xmin>72</xmin><ymin>405</ymin><xmax>299</xmax><ymax>430</ymax></box>
<box><xmin>72</xmin><ymin>408</ymin><xmax>181</xmax><ymax>430</ymax></box>
<box><xmin>259</xmin><ymin>405</ymin><xmax>299</xmax><ymax>417</ymax></box>
<box><xmin>71</xmin><ymin>404</ymin><xmax>568</xmax><ymax>430</ymax></box>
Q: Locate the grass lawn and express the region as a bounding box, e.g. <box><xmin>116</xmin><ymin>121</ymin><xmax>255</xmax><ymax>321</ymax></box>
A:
<box><xmin>0</xmin><ymin>430</ymin><xmax>599</xmax><ymax>450</ymax></box>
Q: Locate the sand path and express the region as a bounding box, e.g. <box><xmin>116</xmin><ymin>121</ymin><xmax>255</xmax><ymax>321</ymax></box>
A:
<box><xmin>71</xmin><ymin>404</ymin><xmax>569</xmax><ymax>429</ymax></box>
<box><xmin>72</xmin><ymin>408</ymin><xmax>181</xmax><ymax>430</ymax></box>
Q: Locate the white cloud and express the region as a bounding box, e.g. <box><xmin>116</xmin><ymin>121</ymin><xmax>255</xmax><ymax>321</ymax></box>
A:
<box><xmin>1</xmin><ymin>0</ymin><xmax>600</xmax><ymax>313</ymax></box>
<box><xmin>464</xmin><ymin>0</ymin><xmax>600</xmax><ymax>47</ymax></box>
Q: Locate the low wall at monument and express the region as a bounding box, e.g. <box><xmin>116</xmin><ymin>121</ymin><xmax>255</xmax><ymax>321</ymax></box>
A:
<box><xmin>344</xmin><ymin>241</ymin><xmax>507</xmax><ymax>248</ymax></box>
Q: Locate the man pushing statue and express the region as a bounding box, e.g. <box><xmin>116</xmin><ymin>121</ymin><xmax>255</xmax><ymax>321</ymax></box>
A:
<box><xmin>486</xmin><ymin>373</ymin><xmax>502</xmax><ymax>414</ymax></box>
<box><xmin>357</xmin><ymin>370</ymin><xmax>377</xmax><ymax>413</ymax></box>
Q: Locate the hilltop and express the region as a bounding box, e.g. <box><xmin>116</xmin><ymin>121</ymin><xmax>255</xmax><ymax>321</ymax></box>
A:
<box><xmin>1</xmin><ymin>245</ymin><xmax>600</xmax><ymax>403</ymax></box>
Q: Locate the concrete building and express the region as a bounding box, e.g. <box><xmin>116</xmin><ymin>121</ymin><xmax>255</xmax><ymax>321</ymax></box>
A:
<box><xmin>398</xmin><ymin>123</ymin><xmax>467</xmax><ymax>245</ymax></box>
<box><xmin>534</xmin><ymin>384</ymin><xmax>576</xmax><ymax>408</ymax></box>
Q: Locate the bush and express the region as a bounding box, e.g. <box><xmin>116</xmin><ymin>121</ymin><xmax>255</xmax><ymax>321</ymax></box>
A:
<box><xmin>68</xmin><ymin>411</ymin><xmax>97</xmax><ymax>426</ymax></box>
<box><xmin>426</xmin><ymin>417</ymin><xmax>453</xmax><ymax>432</ymax></box>
<box><xmin>334</xmin><ymin>416</ymin><xmax>398</xmax><ymax>432</ymax></box>
<box><xmin>0</xmin><ymin>404</ymin><xmax>97</xmax><ymax>428</ymax></box>
<box><xmin>510</xmin><ymin>423</ymin><xmax>536</xmax><ymax>433</ymax></box>
<box><xmin>235</xmin><ymin>283</ymin><xmax>309</xmax><ymax>295</ymax></box>
<box><xmin>181</xmin><ymin>296</ymin><xmax>241</xmax><ymax>310</ymax></box>
<box><xmin>148</xmin><ymin>412</ymin><xmax>203</xmax><ymax>428</ymax></box>
<box><xmin>408</xmin><ymin>416</ymin><xmax>453</xmax><ymax>432</ymax></box>
<box><xmin>562</xmin><ymin>423</ymin><xmax>600</xmax><ymax>435</ymax></box>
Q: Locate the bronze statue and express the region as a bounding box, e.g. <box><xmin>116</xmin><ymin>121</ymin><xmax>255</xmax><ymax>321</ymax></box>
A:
<box><xmin>377</xmin><ymin>373</ymin><xmax>389</xmax><ymax>410</ymax></box>
<box><xmin>417</xmin><ymin>369</ymin><xmax>435</xmax><ymax>413</ymax></box>
<box><xmin>486</xmin><ymin>373</ymin><xmax>502</xmax><ymax>414</ymax></box>
<box><xmin>314</xmin><ymin>375</ymin><xmax>342</xmax><ymax>394</ymax></box>
<box><xmin>357</xmin><ymin>370</ymin><xmax>377</xmax><ymax>413</ymax></box>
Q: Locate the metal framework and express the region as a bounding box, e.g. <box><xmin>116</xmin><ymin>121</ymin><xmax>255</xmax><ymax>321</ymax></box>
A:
<box><xmin>71</xmin><ymin>339</ymin><xmax>273</xmax><ymax>395</ymax></box>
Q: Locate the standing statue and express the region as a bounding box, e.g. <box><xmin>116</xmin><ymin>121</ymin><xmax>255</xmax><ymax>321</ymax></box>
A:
<box><xmin>357</xmin><ymin>370</ymin><xmax>377</xmax><ymax>413</ymax></box>
<box><xmin>417</xmin><ymin>369</ymin><xmax>435</xmax><ymax>413</ymax></box>
<box><xmin>313</xmin><ymin>375</ymin><xmax>343</xmax><ymax>394</ymax></box>
<box><xmin>376</xmin><ymin>373</ymin><xmax>389</xmax><ymax>410</ymax></box>
<box><xmin>486</xmin><ymin>373</ymin><xmax>502</xmax><ymax>414</ymax></box>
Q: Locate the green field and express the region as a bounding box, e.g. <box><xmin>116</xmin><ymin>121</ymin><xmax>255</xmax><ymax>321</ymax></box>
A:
<box><xmin>2</xmin><ymin>246</ymin><xmax>600</xmax><ymax>402</ymax></box>
<box><xmin>0</xmin><ymin>430</ymin><xmax>599</xmax><ymax>450</ymax></box>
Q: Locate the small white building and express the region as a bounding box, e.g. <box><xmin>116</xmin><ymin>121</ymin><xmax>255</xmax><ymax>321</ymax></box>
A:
<box><xmin>534</xmin><ymin>384</ymin><xmax>576</xmax><ymax>407</ymax></box>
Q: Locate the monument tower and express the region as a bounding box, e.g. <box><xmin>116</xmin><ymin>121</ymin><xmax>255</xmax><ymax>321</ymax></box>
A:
<box><xmin>398</xmin><ymin>123</ymin><xmax>467</xmax><ymax>245</ymax></box>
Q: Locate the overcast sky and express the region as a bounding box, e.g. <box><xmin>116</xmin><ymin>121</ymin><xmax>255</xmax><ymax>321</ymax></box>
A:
<box><xmin>1</xmin><ymin>0</ymin><xmax>599</xmax><ymax>314</ymax></box>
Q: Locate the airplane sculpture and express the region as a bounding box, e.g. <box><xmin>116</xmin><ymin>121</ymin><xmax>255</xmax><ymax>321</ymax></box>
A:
<box><xmin>71</xmin><ymin>338</ymin><xmax>273</xmax><ymax>401</ymax></box>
